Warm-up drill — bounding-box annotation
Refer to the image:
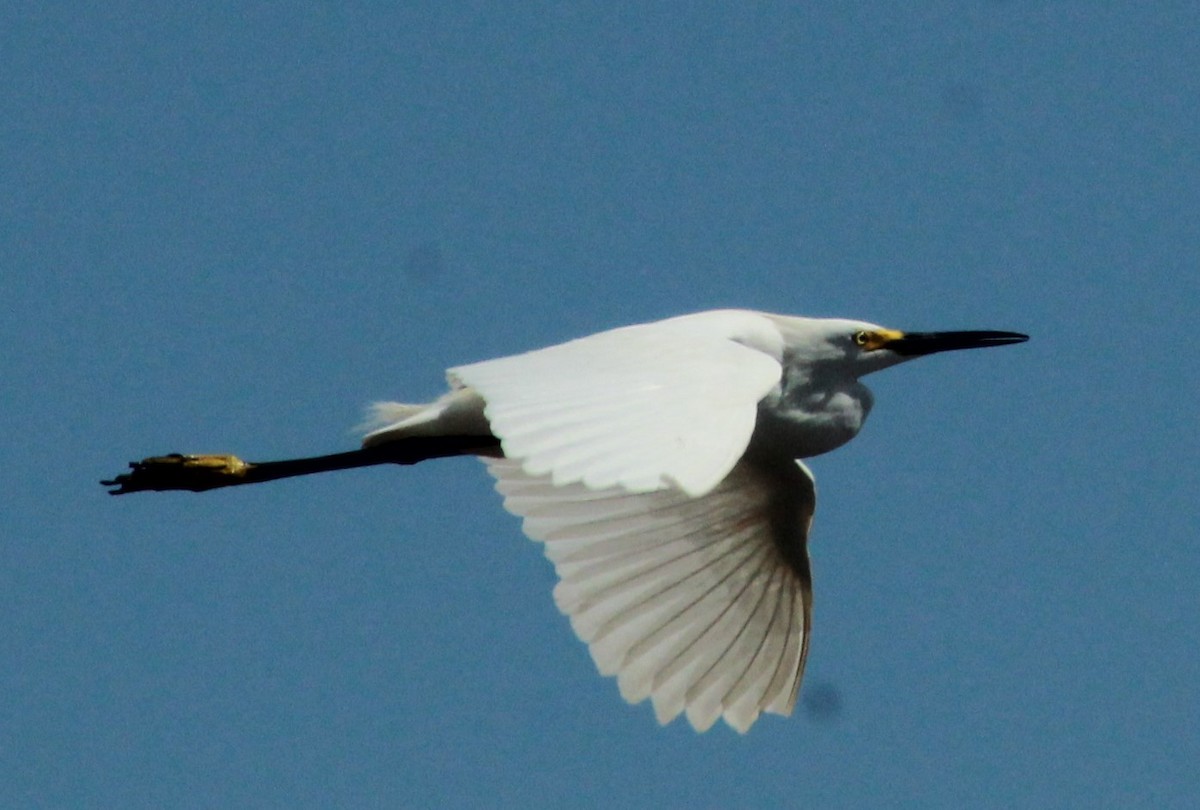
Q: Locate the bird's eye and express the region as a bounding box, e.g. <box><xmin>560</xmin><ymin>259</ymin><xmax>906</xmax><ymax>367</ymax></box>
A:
<box><xmin>853</xmin><ymin>331</ymin><xmax>870</xmax><ymax>347</ymax></box>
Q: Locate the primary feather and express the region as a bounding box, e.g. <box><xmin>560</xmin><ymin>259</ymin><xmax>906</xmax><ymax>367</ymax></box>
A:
<box><xmin>485</xmin><ymin>456</ymin><xmax>814</xmax><ymax>733</ymax></box>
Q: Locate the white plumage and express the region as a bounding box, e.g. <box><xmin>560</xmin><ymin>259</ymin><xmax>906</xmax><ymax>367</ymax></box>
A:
<box><xmin>448</xmin><ymin>310</ymin><xmax>784</xmax><ymax>496</ymax></box>
<box><xmin>359</xmin><ymin>309</ymin><xmax>1027</xmax><ymax>732</ymax></box>
<box><xmin>486</xmin><ymin>455</ymin><xmax>813</xmax><ymax>733</ymax></box>
<box><xmin>103</xmin><ymin>310</ymin><xmax>1024</xmax><ymax>730</ymax></box>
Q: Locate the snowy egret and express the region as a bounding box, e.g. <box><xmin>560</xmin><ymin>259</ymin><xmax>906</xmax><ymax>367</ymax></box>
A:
<box><xmin>103</xmin><ymin>309</ymin><xmax>1027</xmax><ymax>733</ymax></box>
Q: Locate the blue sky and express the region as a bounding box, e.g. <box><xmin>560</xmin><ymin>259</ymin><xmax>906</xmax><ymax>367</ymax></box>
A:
<box><xmin>4</xmin><ymin>2</ymin><xmax>1199</xmax><ymax>806</ymax></box>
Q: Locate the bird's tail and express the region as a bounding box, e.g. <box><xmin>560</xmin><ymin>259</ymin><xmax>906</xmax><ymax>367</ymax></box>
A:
<box><xmin>358</xmin><ymin>401</ymin><xmax>427</xmax><ymax>435</ymax></box>
<box><xmin>360</xmin><ymin>388</ymin><xmax>493</xmax><ymax>448</ymax></box>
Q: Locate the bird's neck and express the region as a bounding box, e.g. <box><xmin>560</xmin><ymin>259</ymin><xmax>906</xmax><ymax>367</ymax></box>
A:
<box><xmin>753</xmin><ymin>370</ymin><xmax>873</xmax><ymax>460</ymax></box>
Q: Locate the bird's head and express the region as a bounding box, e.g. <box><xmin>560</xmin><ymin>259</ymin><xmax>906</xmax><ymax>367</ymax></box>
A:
<box><xmin>786</xmin><ymin>318</ymin><xmax>1029</xmax><ymax>377</ymax></box>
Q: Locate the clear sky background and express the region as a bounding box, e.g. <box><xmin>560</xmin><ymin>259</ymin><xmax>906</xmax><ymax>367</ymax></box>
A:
<box><xmin>4</xmin><ymin>2</ymin><xmax>1198</xmax><ymax>807</ymax></box>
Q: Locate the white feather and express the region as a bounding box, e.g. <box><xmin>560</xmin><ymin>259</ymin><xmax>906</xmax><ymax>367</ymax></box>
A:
<box><xmin>484</xmin><ymin>455</ymin><xmax>814</xmax><ymax>733</ymax></box>
<box><xmin>454</xmin><ymin>310</ymin><xmax>785</xmax><ymax>497</ymax></box>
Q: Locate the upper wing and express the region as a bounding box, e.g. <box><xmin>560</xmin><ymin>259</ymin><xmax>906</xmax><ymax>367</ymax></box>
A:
<box><xmin>449</xmin><ymin>310</ymin><xmax>784</xmax><ymax>498</ymax></box>
<box><xmin>485</xmin><ymin>456</ymin><xmax>816</xmax><ymax>733</ymax></box>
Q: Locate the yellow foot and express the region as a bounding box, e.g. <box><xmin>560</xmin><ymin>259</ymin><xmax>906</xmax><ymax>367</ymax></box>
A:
<box><xmin>101</xmin><ymin>454</ymin><xmax>252</xmax><ymax>494</ymax></box>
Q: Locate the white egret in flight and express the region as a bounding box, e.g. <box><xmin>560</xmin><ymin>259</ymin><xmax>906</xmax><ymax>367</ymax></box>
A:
<box><xmin>104</xmin><ymin>310</ymin><xmax>1027</xmax><ymax>733</ymax></box>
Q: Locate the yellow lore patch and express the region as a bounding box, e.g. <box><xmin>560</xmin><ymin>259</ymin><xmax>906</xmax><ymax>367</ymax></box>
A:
<box><xmin>858</xmin><ymin>328</ymin><xmax>905</xmax><ymax>351</ymax></box>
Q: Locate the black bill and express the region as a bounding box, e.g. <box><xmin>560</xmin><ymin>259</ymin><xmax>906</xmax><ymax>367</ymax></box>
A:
<box><xmin>888</xmin><ymin>330</ymin><xmax>1029</xmax><ymax>357</ymax></box>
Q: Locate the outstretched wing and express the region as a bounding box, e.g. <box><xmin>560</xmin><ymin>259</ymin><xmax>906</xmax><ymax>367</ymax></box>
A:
<box><xmin>450</xmin><ymin>310</ymin><xmax>784</xmax><ymax>498</ymax></box>
<box><xmin>485</xmin><ymin>456</ymin><xmax>816</xmax><ymax>733</ymax></box>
